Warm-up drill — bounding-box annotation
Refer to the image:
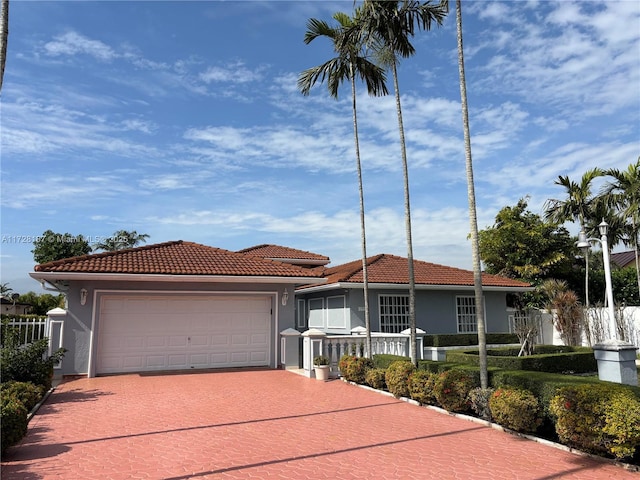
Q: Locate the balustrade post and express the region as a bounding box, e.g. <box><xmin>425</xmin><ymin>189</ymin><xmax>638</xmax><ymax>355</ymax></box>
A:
<box><xmin>301</xmin><ymin>328</ymin><xmax>327</xmax><ymax>379</ymax></box>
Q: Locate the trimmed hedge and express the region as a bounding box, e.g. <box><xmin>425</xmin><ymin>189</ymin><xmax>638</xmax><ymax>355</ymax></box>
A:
<box><xmin>433</xmin><ymin>369</ymin><xmax>476</xmax><ymax>412</ymax></box>
<box><xmin>550</xmin><ymin>384</ymin><xmax>640</xmax><ymax>459</ymax></box>
<box><xmin>0</xmin><ymin>381</ymin><xmax>45</xmax><ymax>412</ymax></box>
<box><xmin>338</xmin><ymin>355</ymin><xmax>373</xmax><ymax>384</ymax></box>
<box><xmin>423</xmin><ymin>333</ymin><xmax>518</xmax><ymax>347</ymax></box>
<box><xmin>373</xmin><ymin>354</ymin><xmax>409</xmax><ymax>369</ymax></box>
<box><xmin>385</xmin><ymin>360</ymin><xmax>415</xmax><ymax>398</ymax></box>
<box><xmin>1</xmin><ymin>392</ymin><xmax>28</xmax><ymax>454</ymax></box>
<box><xmin>446</xmin><ymin>346</ymin><xmax>597</xmax><ymax>374</ymax></box>
<box><xmin>490</xmin><ymin>387</ymin><xmax>543</xmax><ymax>433</ymax></box>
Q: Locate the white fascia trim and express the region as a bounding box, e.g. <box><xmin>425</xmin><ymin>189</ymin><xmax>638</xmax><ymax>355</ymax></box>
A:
<box><xmin>29</xmin><ymin>271</ymin><xmax>326</xmax><ymax>285</ymax></box>
<box><xmin>296</xmin><ymin>282</ymin><xmax>533</xmax><ymax>294</ymax></box>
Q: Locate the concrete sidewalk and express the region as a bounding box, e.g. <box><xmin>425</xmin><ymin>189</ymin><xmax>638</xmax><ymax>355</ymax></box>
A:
<box><xmin>1</xmin><ymin>369</ymin><xmax>636</xmax><ymax>479</ymax></box>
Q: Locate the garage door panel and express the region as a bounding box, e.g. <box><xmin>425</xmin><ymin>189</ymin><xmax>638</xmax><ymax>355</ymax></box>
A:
<box><xmin>168</xmin><ymin>354</ymin><xmax>188</xmax><ymax>367</ymax></box>
<box><xmin>97</xmin><ymin>294</ymin><xmax>272</xmax><ymax>374</ymax></box>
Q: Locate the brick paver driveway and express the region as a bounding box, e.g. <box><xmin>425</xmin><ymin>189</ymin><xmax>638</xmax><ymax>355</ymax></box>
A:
<box><xmin>1</xmin><ymin>369</ymin><xmax>636</xmax><ymax>479</ymax></box>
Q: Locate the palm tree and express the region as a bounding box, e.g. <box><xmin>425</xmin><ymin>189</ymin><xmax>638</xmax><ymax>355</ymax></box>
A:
<box><xmin>0</xmin><ymin>0</ymin><xmax>8</xmax><ymax>93</ymax></box>
<box><xmin>298</xmin><ymin>10</ymin><xmax>388</xmax><ymax>357</ymax></box>
<box><xmin>544</xmin><ymin>168</ymin><xmax>602</xmax><ymax>308</ymax></box>
<box><xmin>354</xmin><ymin>0</ymin><xmax>447</xmax><ymax>365</ymax></box>
<box><xmin>452</xmin><ymin>0</ymin><xmax>488</xmax><ymax>388</ymax></box>
<box><xmin>600</xmin><ymin>159</ymin><xmax>640</xmax><ymax>297</ymax></box>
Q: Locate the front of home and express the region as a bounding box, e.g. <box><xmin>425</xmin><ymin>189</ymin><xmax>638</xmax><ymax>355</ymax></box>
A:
<box><xmin>30</xmin><ymin>242</ymin><xmax>531</xmax><ymax>378</ymax></box>
<box><xmin>30</xmin><ymin>242</ymin><xmax>326</xmax><ymax>377</ymax></box>
<box><xmin>294</xmin><ymin>254</ymin><xmax>532</xmax><ymax>336</ymax></box>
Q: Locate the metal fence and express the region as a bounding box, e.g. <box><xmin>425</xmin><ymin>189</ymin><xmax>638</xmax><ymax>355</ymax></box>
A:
<box><xmin>1</xmin><ymin>316</ymin><xmax>48</xmax><ymax>347</ymax></box>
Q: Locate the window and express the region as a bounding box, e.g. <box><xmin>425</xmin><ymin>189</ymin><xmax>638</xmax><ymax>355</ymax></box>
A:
<box><xmin>308</xmin><ymin>298</ymin><xmax>324</xmax><ymax>328</ymax></box>
<box><xmin>379</xmin><ymin>295</ymin><xmax>410</xmax><ymax>333</ymax></box>
<box><xmin>296</xmin><ymin>299</ymin><xmax>306</xmax><ymax>328</ymax></box>
<box><xmin>326</xmin><ymin>295</ymin><xmax>346</xmax><ymax>328</ymax></box>
<box><xmin>456</xmin><ymin>296</ymin><xmax>480</xmax><ymax>333</ymax></box>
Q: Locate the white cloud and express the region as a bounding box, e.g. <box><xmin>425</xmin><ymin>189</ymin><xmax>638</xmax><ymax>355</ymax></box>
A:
<box><xmin>44</xmin><ymin>31</ymin><xmax>116</xmax><ymax>61</ymax></box>
<box><xmin>199</xmin><ymin>61</ymin><xmax>264</xmax><ymax>84</ymax></box>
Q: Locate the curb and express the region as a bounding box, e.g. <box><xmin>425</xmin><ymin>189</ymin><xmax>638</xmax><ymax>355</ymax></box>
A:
<box><xmin>27</xmin><ymin>387</ymin><xmax>55</xmax><ymax>424</ymax></box>
<box><xmin>340</xmin><ymin>378</ymin><xmax>640</xmax><ymax>474</ymax></box>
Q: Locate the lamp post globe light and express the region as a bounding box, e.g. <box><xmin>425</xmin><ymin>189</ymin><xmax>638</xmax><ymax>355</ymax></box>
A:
<box><xmin>577</xmin><ymin>220</ymin><xmax>637</xmax><ymax>386</ymax></box>
<box><xmin>576</xmin><ymin>220</ymin><xmax>616</xmax><ymax>341</ymax></box>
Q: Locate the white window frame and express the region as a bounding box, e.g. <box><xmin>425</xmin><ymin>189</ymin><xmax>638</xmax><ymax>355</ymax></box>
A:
<box><xmin>378</xmin><ymin>294</ymin><xmax>410</xmax><ymax>333</ymax></box>
<box><xmin>456</xmin><ymin>296</ymin><xmax>485</xmax><ymax>333</ymax></box>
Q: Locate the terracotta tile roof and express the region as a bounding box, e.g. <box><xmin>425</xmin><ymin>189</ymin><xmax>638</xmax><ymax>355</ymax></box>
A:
<box><xmin>611</xmin><ymin>250</ymin><xmax>637</xmax><ymax>269</ymax></box>
<box><xmin>318</xmin><ymin>254</ymin><xmax>531</xmax><ymax>288</ymax></box>
<box><xmin>237</xmin><ymin>244</ymin><xmax>330</xmax><ymax>263</ymax></box>
<box><xmin>33</xmin><ymin>241</ymin><xmax>324</xmax><ymax>278</ymax></box>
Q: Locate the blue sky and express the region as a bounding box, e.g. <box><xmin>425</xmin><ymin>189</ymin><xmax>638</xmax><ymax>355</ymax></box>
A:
<box><xmin>1</xmin><ymin>0</ymin><xmax>639</xmax><ymax>294</ymax></box>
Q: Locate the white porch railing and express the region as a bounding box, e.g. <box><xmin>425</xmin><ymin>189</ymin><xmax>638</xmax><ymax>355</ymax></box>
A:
<box><xmin>301</xmin><ymin>328</ymin><xmax>424</xmax><ymax>378</ymax></box>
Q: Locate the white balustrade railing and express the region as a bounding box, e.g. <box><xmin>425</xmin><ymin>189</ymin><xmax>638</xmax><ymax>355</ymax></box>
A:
<box><xmin>317</xmin><ymin>332</ymin><xmax>420</xmax><ymax>376</ymax></box>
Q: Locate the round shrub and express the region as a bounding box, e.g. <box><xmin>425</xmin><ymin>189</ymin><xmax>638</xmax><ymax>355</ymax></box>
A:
<box><xmin>0</xmin><ymin>381</ymin><xmax>45</xmax><ymax>412</ymax></box>
<box><xmin>338</xmin><ymin>355</ymin><xmax>373</xmax><ymax>384</ymax></box>
<box><xmin>468</xmin><ymin>387</ymin><xmax>494</xmax><ymax>421</ymax></box>
<box><xmin>1</xmin><ymin>394</ymin><xmax>28</xmax><ymax>454</ymax></box>
<box><xmin>408</xmin><ymin>370</ymin><xmax>437</xmax><ymax>405</ymax></box>
<box><xmin>489</xmin><ymin>387</ymin><xmax>542</xmax><ymax>433</ymax></box>
<box><xmin>385</xmin><ymin>360</ymin><xmax>415</xmax><ymax>398</ymax></box>
<box><xmin>433</xmin><ymin>369</ymin><xmax>475</xmax><ymax>412</ymax></box>
<box><xmin>365</xmin><ymin>368</ymin><xmax>387</xmax><ymax>390</ymax></box>
<box><xmin>550</xmin><ymin>384</ymin><xmax>640</xmax><ymax>459</ymax></box>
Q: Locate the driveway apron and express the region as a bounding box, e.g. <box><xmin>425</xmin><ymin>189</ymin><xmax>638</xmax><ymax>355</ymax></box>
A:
<box><xmin>1</xmin><ymin>369</ymin><xmax>636</xmax><ymax>480</ymax></box>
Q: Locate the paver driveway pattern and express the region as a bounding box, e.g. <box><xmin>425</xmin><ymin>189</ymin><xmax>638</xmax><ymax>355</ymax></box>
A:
<box><xmin>1</xmin><ymin>369</ymin><xmax>636</xmax><ymax>480</ymax></box>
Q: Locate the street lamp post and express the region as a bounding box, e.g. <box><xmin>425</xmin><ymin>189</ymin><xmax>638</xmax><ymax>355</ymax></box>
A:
<box><xmin>577</xmin><ymin>220</ymin><xmax>637</xmax><ymax>386</ymax></box>
<box><xmin>577</xmin><ymin>220</ymin><xmax>617</xmax><ymax>341</ymax></box>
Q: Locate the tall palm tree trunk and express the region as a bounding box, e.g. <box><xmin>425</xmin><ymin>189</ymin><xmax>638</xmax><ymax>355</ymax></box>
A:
<box><xmin>456</xmin><ymin>0</ymin><xmax>487</xmax><ymax>388</ymax></box>
<box><xmin>0</xmin><ymin>0</ymin><xmax>8</xmax><ymax>93</ymax></box>
<box><xmin>350</xmin><ymin>64</ymin><xmax>372</xmax><ymax>358</ymax></box>
<box><xmin>390</xmin><ymin>58</ymin><xmax>417</xmax><ymax>365</ymax></box>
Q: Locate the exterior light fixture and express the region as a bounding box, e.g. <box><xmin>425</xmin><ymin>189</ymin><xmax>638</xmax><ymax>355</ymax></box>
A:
<box><xmin>576</xmin><ymin>220</ymin><xmax>616</xmax><ymax>341</ymax></box>
<box><xmin>281</xmin><ymin>289</ymin><xmax>289</xmax><ymax>306</ymax></box>
<box><xmin>80</xmin><ymin>288</ymin><xmax>88</xmax><ymax>306</ymax></box>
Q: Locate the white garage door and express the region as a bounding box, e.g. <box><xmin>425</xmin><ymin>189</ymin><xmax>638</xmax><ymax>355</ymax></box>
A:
<box><xmin>96</xmin><ymin>294</ymin><xmax>272</xmax><ymax>374</ymax></box>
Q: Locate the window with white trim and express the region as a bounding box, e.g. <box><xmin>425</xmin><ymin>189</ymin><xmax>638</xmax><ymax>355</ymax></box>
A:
<box><xmin>456</xmin><ymin>296</ymin><xmax>479</xmax><ymax>333</ymax></box>
<box><xmin>379</xmin><ymin>295</ymin><xmax>410</xmax><ymax>333</ymax></box>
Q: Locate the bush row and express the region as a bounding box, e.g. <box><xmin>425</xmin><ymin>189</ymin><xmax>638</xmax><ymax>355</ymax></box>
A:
<box><xmin>423</xmin><ymin>333</ymin><xmax>519</xmax><ymax>347</ymax></box>
<box><xmin>1</xmin><ymin>336</ymin><xmax>66</xmax><ymax>454</ymax></box>
<box><xmin>338</xmin><ymin>354</ymin><xmax>640</xmax><ymax>462</ymax></box>
<box><xmin>445</xmin><ymin>346</ymin><xmax>597</xmax><ymax>374</ymax></box>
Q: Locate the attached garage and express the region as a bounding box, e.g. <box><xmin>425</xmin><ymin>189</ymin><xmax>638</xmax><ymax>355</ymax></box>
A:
<box><xmin>96</xmin><ymin>293</ymin><xmax>272</xmax><ymax>374</ymax></box>
<box><xmin>29</xmin><ymin>241</ymin><xmax>326</xmax><ymax>378</ymax></box>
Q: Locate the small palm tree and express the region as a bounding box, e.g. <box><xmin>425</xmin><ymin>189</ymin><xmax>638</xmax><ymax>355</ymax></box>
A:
<box><xmin>544</xmin><ymin>168</ymin><xmax>602</xmax><ymax>308</ymax></box>
<box><xmin>298</xmin><ymin>10</ymin><xmax>388</xmax><ymax>357</ymax></box>
<box><xmin>354</xmin><ymin>0</ymin><xmax>447</xmax><ymax>365</ymax></box>
<box><xmin>600</xmin><ymin>159</ymin><xmax>640</xmax><ymax>298</ymax></box>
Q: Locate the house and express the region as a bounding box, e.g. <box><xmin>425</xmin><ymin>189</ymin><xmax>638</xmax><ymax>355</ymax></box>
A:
<box><xmin>611</xmin><ymin>250</ymin><xmax>638</xmax><ymax>270</ymax></box>
<box><xmin>29</xmin><ymin>241</ymin><xmax>325</xmax><ymax>377</ymax></box>
<box><xmin>1</xmin><ymin>297</ymin><xmax>33</xmax><ymax>315</ymax></box>
<box><xmin>294</xmin><ymin>254</ymin><xmax>533</xmax><ymax>335</ymax></box>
